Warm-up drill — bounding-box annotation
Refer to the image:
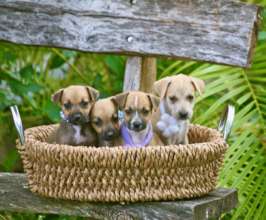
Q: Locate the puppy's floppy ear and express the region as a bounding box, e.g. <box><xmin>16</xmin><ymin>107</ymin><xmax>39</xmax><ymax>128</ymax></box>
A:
<box><xmin>88</xmin><ymin>102</ymin><xmax>95</xmax><ymax>120</ymax></box>
<box><xmin>51</xmin><ymin>89</ymin><xmax>64</xmax><ymax>104</ymax></box>
<box><xmin>190</xmin><ymin>77</ymin><xmax>205</xmax><ymax>95</ymax></box>
<box><xmin>152</xmin><ymin>77</ymin><xmax>171</xmax><ymax>98</ymax></box>
<box><xmin>110</xmin><ymin>96</ymin><xmax>119</xmax><ymax>110</ymax></box>
<box><xmin>147</xmin><ymin>94</ymin><xmax>160</xmax><ymax>111</ymax></box>
<box><xmin>86</xmin><ymin>86</ymin><xmax>100</xmax><ymax>101</ymax></box>
<box><xmin>113</xmin><ymin>92</ymin><xmax>129</xmax><ymax>109</ymax></box>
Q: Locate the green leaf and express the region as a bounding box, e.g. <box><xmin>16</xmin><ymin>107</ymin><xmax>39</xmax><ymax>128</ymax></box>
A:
<box><xmin>104</xmin><ymin>55</ymin><xmax>124</xmax><ymax>75</ymax></box>
<box><xmin>259</xmin><ymin>32</ymin><xmax>266</xmax><ymax>40</ymax></box>
<box><xmin>8</xmin><ymin>79</ymin><xmax>29</xmax><ymax>95</ymax></box>
<box><xmin>2</xmin><ymin>148</ymin><xmax>19</xmax><ymax>172</ymax></box>
<box><xmin>43</xmin><ymin>100</ymin><xmax>61</xmax><ymax>122</ymax></box>
<box><xmin>20</xmin><ymin>64</ymin><xmax>34</xmax><ymax>81</ymax></box>
<box><xmin>49</xmin><ymin>54</ymin><xmax>66</xmax><ymax>69</ymax></box>
<box><xmin>27</xmin><ymin>83</ymin><xmax>43</xmax><ymax>93</ymax></box>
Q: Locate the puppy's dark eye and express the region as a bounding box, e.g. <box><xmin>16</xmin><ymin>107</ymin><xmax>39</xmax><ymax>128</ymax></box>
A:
<box><xmin>142</xmin><ymin>108</ymin><xmax>149</xmax><ymax>116</ymax></box>
<box><xmin>64</xmin><ymin>102</ymin><xmax>72</xmax><ymax>110</ymax></box>
<box><xmin>112</xmin><ymin>114</ymin><xmax>119</xmax><ymax>123</ymax></box>
<box><xmin>125</xmin><ymin>108</ymin><xmax>132</xmax><ymax>115</ymax></box>
<box><xmin>92</xmin><ymin>118</ymin><xmax>102</xmax><ymax>127</ymax></box>
<box><xmin>169</xmin><ymin>96</ymin><xmax>178</xmax><ymax>103</ymax></box>
<box><xmin>187</xmin><ymin>95</ymin><xmax>194</xmax><ymax>102</ymax></box>
<box><xmin>80</xmin><ymin>100</ymin><xmax>89</xmax><ymax>108</ymax></box>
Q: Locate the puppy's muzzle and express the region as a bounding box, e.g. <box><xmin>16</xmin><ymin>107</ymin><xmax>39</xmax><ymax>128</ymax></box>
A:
<box><xmin>129</xmin><ymin>120</ymin><xmax>146</xmax><ymax>132</ymax></box>
<box><xmin>128</xmin><ymin>111</ymin><xmax>146</xmax><ymax>131</ymax></box>
<box><xmin>178</xmin><ymin>111</ymin><xmax>189</xmax><ymax>120</ymax></box>
<box><xmin>69</xmin><ymin>112</ymin><xmax>87</xmax><ymax>125</ymax></box>
<box><xmin>103</xmin><ymin>129</ymin><xmax>117</xmax><ymax>141</ymax></box>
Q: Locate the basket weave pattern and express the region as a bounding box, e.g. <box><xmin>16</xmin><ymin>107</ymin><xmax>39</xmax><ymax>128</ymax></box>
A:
<box><xmin>17</xmin><ymin>124</ymin><xmax>227</xmax><ymax>202</ymax></box>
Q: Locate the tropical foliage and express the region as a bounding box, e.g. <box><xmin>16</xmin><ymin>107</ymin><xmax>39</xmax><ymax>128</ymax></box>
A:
<box><xmin>0</xmin><ymin>0</ymin><xmax>265</xmax><ymax>219</ymax></box>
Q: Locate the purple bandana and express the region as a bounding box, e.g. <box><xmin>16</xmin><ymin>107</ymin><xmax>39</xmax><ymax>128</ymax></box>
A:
<box><xmin>121</xmin><ymin>123</ymin><xmax>153</xmax><ymax>148</ymax></box>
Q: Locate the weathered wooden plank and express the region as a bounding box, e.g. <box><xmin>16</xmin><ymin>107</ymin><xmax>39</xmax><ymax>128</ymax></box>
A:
<box><xmin>123</xmin><ymin>56</ymin><xmax>142</xmax><ymax>91</ymax></box>
<box><xmin>0</xmin><ymin>0</ymin><xmax>260</xmax><ymax>67</ymax></box>
<box><xmin>209</xmin><ymin>187</ymin><xmax>238</xmax><ymax>213</ymax></box>
<box><xmin>0</xmin><ymin>173</ymin><xmax>238</xmax><ymax>219</ymax></box>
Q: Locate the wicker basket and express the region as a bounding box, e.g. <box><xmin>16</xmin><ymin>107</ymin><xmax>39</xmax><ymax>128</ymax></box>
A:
<box><xmin>16</xmin><ymin>124</ymin><xmax>227</xmax><ymax>202</ymax></box>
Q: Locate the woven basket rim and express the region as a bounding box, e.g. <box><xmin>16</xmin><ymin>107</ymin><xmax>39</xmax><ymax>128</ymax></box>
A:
<box><xmin>22</xmin><ymin>124</ymin><xmax>227</xmax><ymax>168</ymax></box>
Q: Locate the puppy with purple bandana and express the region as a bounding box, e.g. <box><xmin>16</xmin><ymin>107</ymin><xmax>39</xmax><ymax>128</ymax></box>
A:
<box><xmin>49</xmin><ymin>85</ymin><xmax>99</xmax><ymax>146</ymax></box>
<box><xmin>114</xmin><ymin>91</ymin><xmax>163</xmax><ymax>148</ymax></box>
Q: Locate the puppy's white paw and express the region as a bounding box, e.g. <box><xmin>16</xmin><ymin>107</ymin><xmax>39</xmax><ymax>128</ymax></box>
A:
<box><xmin>163</xmin><ymin>130</ymin><xmax>172</xmax><ymax>137</ymax></box>
<box><xmin>157</xmin><ymin>121</ymin><xmax>166</xmax><ymax>130</ymax></box>
<box><xmin>161</xmin><ymin>114</ymin><xmax>170</xmax><ymax>122</ymax></box>
<box><xmin>169</xmin><ymin>125</ymin><xmax>179</xmax><ymax>134</ymax></box>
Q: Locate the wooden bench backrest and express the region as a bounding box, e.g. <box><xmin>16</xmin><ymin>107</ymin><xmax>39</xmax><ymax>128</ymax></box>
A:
<box><xmin>0</xmin><ymin>0</ymin><xmax>260</xmax><ymax>92</ymax></box>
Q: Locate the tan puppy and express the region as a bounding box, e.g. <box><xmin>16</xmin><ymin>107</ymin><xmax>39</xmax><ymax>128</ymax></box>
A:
<box><xmin>50</xmin><ymin>85</ymin><xmax>99</xmax><ymax>146</ymax></box>
<box><xmin>90</xmin><ymin>97</ymin><xmax>123</xmax><ymax>147</ymax></box>
<box><xmin>114</xmin><ymin>91</ymin><xmax>163</xmax><ymax>147</ymax></box>
<box><xmin>152</xmin><ymin>74</ymin><xmax>205</xmax><ymax>145</ymax></box>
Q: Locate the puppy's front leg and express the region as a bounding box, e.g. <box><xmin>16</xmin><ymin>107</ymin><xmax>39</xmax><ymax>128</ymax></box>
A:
<box><xmin>184</xmin><ymin>135</ymin><xmax>189</xmax><ymax>144</ymax></box>
<box><xmin>178</xmin><ymin>124</ymin><xmax>189</xmax><ymax>145</ymax></box>
<box><xmin>179</xmin><ymin>135</ymin><xmax>189</xmax><ymax>145</ymax></box>
<box><xmin>56</xmin><ymin>128</ymin><xmax>73</xmax><ymax>145</ymax></box>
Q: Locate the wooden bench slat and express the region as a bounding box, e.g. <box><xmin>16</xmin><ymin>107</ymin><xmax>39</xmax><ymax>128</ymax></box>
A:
<box><xmin>0</xmin><ymin>173</ymin><xmax>237</xmax><ymax>219</ymax></box>
<box><xmin>123</xmin><ymin>57</ymin><xmax>142</xmax><ymax>92</ymax></box>
<box><xmin>0</xmin><ymin>0</ymin><xmax>260</xmax><ymax>67</ymax></box>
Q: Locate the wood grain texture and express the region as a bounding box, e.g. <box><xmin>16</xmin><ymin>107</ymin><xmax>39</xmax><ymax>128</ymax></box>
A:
<box><xmin>0</xmin><ymin>173</ymin><xmax>238</xmax><ymax>219</ymax></box>
<box><xmin>123</xmin><ymin>56</ymin><xmax>142</xmax><ymax>91</ymax></box>
<box><xmin>0</xmin><ymin>0</ymin><xmax>260</xmax><ymax>67</ymax></box>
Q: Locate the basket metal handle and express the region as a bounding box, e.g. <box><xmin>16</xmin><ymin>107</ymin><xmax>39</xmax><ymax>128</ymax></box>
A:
<box><xmin>218</xmin><ymin>104</ymin><xmax>235</xmax><ymax>140</ymax></box>
<box><xmin>10</xmin><ymin>105</ymin><xmax>25</xmax><ymax>145</ymax></box>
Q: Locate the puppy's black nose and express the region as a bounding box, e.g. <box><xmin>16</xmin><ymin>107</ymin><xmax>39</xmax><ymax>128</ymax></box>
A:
<box><xmin>107</xmin><ymin>130</ymin><xmax>114</xmax><ymax>138</ymax></box>
<box><xmin>72</xmin><ymin>113</ymin><xmax>82</xmax><ymax>123</ymax></box>
<box><xmin>179</xmin><ymin>111</ymin><xmax>189</xmax><ymax>120</ymax></box>
<box><xmin>104</xmin><ymin>130</ymin><xmax>115</xmax><ymax>140</ymax></box>
<box><xmin>133</xmin><ymin>121</ymin><xmax>142</xmax><ymax>130</ymax></box>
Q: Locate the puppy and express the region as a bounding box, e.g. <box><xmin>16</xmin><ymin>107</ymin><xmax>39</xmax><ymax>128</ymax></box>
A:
<box><xmin>114</xmin><ymin>91</ymin><xmax>163</xmax><ymax>147</ymax></box>
<box><xmin>152</xmin><ymin>74</ymin><xmax>205</xmax><ymax>145</ymax></box>
<box><xmin>90</xmin><ymin>97</ymin><xmax>123</xmax><ymax>147</ymax></box>
<box><xmin>50</xmin><ymin>85</ymin><xmax>99</xmax><ymax>146</ymax></box>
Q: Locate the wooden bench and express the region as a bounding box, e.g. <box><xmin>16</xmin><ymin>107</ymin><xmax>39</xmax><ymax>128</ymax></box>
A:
<box><xmin>0</xmin><ymin>0</ymin><xmax>260</xmax><ymax>219</ymax></box>
<box><xmin>0</xmin><ymin>173</ymin><xmax>238</xmax><ymax>219</ymax></box>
